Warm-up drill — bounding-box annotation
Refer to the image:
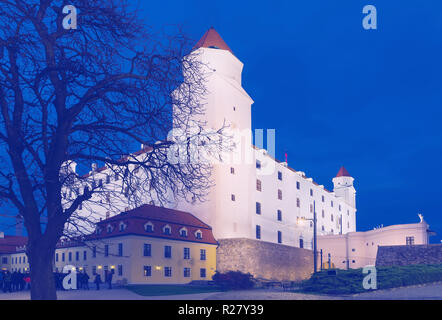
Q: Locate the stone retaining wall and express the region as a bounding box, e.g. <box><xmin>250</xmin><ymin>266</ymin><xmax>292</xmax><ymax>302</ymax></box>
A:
<box><xmin>376</xmin><ymin>244</ymin><xmax>442</xmax><ymax>266</ymax></box>
<box><xmin>216</xmin><ymin>238</ymin><xmax>313</xmax><ymax>281</ymax></box>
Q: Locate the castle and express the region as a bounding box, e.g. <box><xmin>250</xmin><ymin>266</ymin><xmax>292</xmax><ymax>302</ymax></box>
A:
<box><xmin>61</xmin><ymin>27</ymin><xmax>357</xmax><ymax>251</ymax></box>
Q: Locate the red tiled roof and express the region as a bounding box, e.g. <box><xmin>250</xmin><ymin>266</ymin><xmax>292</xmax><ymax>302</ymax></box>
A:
<box><xmin>90</xmin><ymin>204</ymin><xmax>217</xmax><ymax>245</ymax></box>
<box><xmin>194</xmin><ymin>27</ymin><xmax>233</xmax><ymax>54</ymax></box>
<box><xmin>0</xmin><ymin>235</ymin><xmax>28</xmax><ymax>254</ymax></box>
<box><xmin>336</xmin><ymin>166</ymin><xmax>352</xmax><ymax>177</ymax></box>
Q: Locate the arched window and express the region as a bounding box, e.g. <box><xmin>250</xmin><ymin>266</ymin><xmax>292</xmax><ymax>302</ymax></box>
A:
<box><xmin>144</xmin><ymin>222</ymin><xmax>154</xmax><ymax>233</ymax></box>
<box><xmin>195</xmin><ymin>230</ymin><xmax>203</xmax><ymax>239</ymax></box>
<box><xmin>163</xmin><ymin>225</ymin><xmax>171</xmax><ymax>235</ymax></box>
<box><xmin>106</xmin><ymin>224</ymin><xmax>113</xmax><ymax>233</ymax></box>
<box><xmin>179</xmin><ymin>227</ymin><xmax>188</xmax><ymax>237</ymax></box>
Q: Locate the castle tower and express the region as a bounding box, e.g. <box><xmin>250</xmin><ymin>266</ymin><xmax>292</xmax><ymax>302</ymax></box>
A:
<box><xmin>173</xmin><ymin>28</ymin><xmax>255</xmax><ymax>239</ymax></box>
<box><xmin>332</xmin><ymin>166</ymin><xmax>356</xmax><ymax>208</ymax></box>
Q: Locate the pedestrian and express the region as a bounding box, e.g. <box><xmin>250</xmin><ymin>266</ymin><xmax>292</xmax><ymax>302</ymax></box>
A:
<box><xmin>83</xmin><ymin>271</ymin><xmax>90</xmax><ymax>290</ymax></box>
<box><xmin>107</xmin><ymin>269</ymin><xmax>114</xmax><ymax>289</ymax></box>
<box><xmin>0</xmin><ymin>270</ymin><xmax>4</xmax><ymax>292</ymax></box>
<box><xmin>3</xmin><ymin>271</ymin><xmax>12</xmax><ymax>293</ymax></box>
<box><xmin>94</xmin><ymin>273</ymin><xmax>102</xmax><ymax>290</ymax></box>
<box><xmin>24</xmin><ymin>273</ymin><xmax>31</xmax><ymax>290</ymax></box>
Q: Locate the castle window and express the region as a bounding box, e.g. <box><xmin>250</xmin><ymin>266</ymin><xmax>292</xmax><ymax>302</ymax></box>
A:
<box><xmin>278</xmin><ymin>171</ymin><xmax>282</xmax><ymax>180</ymax></box>
<box><xmin>277</xmin><ymin>231</ymin><xmax>282</xmax><ymax>244</ymax></box>
<box><xmin>233</xmin><ymin>106</ymin><xmax>236</xmax><ymax>111</ymax></box>
<box><xmin>230</xmin><ymin>167</ymin><xmax>235</xmax><ymax>174</ymax></box>
<box><xmin>107</xmin><ymin>225</ymin><xmax>113</xmax><ymax>233</ymax></box>
<box><xmin>296</xmin><ymin>181</ymin><xmax>300</xmax><ymax>190</ymax></box>
<box><xmin>322</xmin><ymin>226</ymin><xmax>325</xmax><ymax>231</ymax></box>
<box><xmin>118</xmin><ymin>243</ymin><xmax>123</xmax><ymax>256</ymax></box>
<box><xmin>296</xmin><ymin>198</ymin><xmax>300</xmax><ymax>208</ymax></box>
<box><xmin>143</xmin><ymin>243</ymin><xmax>151</xmax><ymax>257</ymax></box>
<box><xmin>322</xmin><ymin>195</ymin><xmax>325</xmax><ymax>202</ymax></box>
<box><xmin>347</xmin><ymin>210</ymin><xmax>350</xmax><ymax>216</ymax></box>
<box><xmin>256</xmin><ymin>202</ymin><xmax>261</xmax><ymax>215</ymax></box>
<box><xmin>164</xmin><ymin>246</ymin><xmax>172</xmax><ymax>258</ymax></box>
<box><xmin>256</xmin><ymin>225</ymin><xmax>261</xmax><ymax>239</ymax></box>
<box><xmin>322</xmin><ymin>210</ymin><xmax>325</xmax><ymax>218</ymax></box>
<box><xmin>104</xmin><ymin>245</ymin><xmax>109</xmax><ymax>257</ymax></box>
<box><xmin>144</xmin><ymin>266</ymin><xmax>151</xmax><ymax>277</ymax></box>
<box><xmin>231</xmin><ymin>194</ymin><xmax>236</xmax><ymax>201</ymax></box>
<box><xmin>331</xmin><ymin>214</ymin><xmax>334</xmax><ymax>222</ymax></box>
<box><xmin>339</xmin><ymin>205</ymin><xmax>341</xmax><ymax>211</ymax></box>
<box><xmin>310</xmin><ymin>189</ymin><xmax>313</xmax><ymax>197</ymax></box>
<box><xmin>200</xmin><ymin>249</ymin><xmax>206</xmax><ymax>261</ymax></box>
<box><xmin>106</xmin><ymin>175</ymin><xmax>111</xmax><ymax>184</ymax></box>
<box><xmin>331</xmin><ymin>201</ymin><xmax>334</xmax><ymax>207</ymax></box>
<box><xmin>164</xmin><ymin>267</ymin><xmax>172</xmax><ymax>277</ymax></box>
<box><xmin>278</xmin><ymin>189</ymin><xmax>282</xmax><ymax>200</ymax></box>
<box><xmin>119</xmin><ymin>222</ymin><xmax>127</xmax><ymax>232</ymax></box>
<box><xmin>183</xmin><ymin>247</ymin><xmax>190</xmax><ymax>260</ymax></box>
<box><xmin>256</xmin><ymin>160</ymin><xmax>261</xmax><ymax>169</ymax></box>
<box><xmin>277</xmin><ymin>210</ymin><xmax>282</xmax><ymax>221</ymax></box>
<box><xmin>256</xmin><ymin>179</ymin><xmax>262</xmax><ymax>191</ymax></box>
<box><xmin>310</xmin><ymin>204</ymin><xmax>313</xmax><ymax>213</ymax></box>
<box><xmin>406</xmin><ymin>236</ymin><xmax>415</xmax><ymax>246</ymax></box>
<box><xmin>299</xmin><ymin>238</ymin><xmax>304</xmax><ymax>248</ymax></box>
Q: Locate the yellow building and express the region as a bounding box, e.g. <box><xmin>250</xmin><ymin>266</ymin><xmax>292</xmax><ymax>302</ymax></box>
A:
<box><xmin>1</xmin><ymin>205</ymin><xmax>218</xmax><ymax>285</ymax></box>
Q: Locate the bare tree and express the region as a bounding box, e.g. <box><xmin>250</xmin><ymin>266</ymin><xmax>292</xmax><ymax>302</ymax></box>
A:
<box><xmin>0</xmin><ymin>0</ymin><xmax>225</xmax><ymax>299</ymax></box>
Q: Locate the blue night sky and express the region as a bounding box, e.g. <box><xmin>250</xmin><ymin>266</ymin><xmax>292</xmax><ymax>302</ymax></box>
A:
<box><xmin>138</xmin><ymin>0</ymin><xmax>442</xmax><ymax>243</ymax></box>
<box><xmin>1</xmin><ymin>1</ymin><xmax>441</xmax><ymax>244</ymax></box>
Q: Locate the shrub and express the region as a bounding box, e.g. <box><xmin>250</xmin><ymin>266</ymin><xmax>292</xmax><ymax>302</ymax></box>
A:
<box><xmin>299</xmin><ymin>263</ymin><xmax>442</xmax><ymax>295</ymax></box>
<box><xmin>212</xmin><ymin>271</ymin><xmax>255</xmax><ymax>290</ymax></box>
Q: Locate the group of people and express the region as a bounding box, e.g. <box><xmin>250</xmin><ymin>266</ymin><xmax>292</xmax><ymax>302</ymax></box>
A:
<box><xmin>93</xmin><ymin>269</ymin><xmax>114</xmax><ymax>290</ymax></box>
<box><xmin>0</xmin><ymin>269</ymin><xmax>115</xmax><ymax>293</ymax></box>
<box><xmin>54</xmin><ymin>271</ymin><xmax>91</xmax><ymax>290</ymax></box>
<box><xmin>0</xmin><ymin>270</ymin><xmax>31</xmax><ymax>293</ymax></box>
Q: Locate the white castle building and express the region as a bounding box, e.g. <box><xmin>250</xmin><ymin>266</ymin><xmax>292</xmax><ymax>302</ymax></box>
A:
<box><xmin>64</xmin><ymin>28</ymin><xmax>357</xmax><ymax>250</ymax></box>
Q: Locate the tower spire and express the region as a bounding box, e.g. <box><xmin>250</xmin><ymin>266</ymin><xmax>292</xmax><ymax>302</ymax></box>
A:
<box><xmin>194</xmin><ymin>27</ymin><xmax>233</xmax><ymax>54</ymax></box>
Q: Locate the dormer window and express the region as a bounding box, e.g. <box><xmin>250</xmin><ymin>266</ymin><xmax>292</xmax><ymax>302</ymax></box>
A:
<box><xmin>144</xmin><ymin>222</ymin><xmax>154</xmax><ymax>233</ymax></box>
<box><xmin>179</xmin><ymin>228</ymin><xmax>188</xmax><ymax>237</ymax></box>
<box><xmin>163</xmin><ymin>225</ymin><xmax>171</xmax><ymax>235</ymax></box>
<box><xmin>106</xmin><ymin>225</ymin><xmax>113</xmax><ymax>233</ymax></box>
<box><xmin>195</xmin><ymin>230</ymin><xmax>203</xmax><ymax>239</ymax></box>
<box><xmin>96</xmin><ymin>227</ymin><xmax>102</xmax><ymax>235</ymax></box>
<box><xmin>119</xmin><ymin>222</ymin><xmax>127</xmax><ymax>232</ymax></box>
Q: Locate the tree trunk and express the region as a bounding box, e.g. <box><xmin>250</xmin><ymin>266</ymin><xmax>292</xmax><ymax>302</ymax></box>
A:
<box><xmin>28</xmin><ymin>244</ymin><xmax>57</xmax><ymax>300</ymax></box>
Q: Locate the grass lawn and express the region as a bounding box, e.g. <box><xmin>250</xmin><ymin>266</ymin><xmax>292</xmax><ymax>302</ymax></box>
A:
<box><xmin>125</xmin><ymin>284</ymin><xmax>224</xmax><ymax>296</ymax></box>
<box><xmin>298</xmin><ymin>263</ymin><xmax>442</xmax><ymax>295</ymax></box>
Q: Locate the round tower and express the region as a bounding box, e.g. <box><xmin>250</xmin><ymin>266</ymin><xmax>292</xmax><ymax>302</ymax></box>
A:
<box><xmin>332</xmin><ymin>166</ymin><xmax>356</xmax><ymax>208</ymax></box>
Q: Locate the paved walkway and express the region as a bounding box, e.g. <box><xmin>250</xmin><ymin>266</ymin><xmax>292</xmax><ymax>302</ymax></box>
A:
<box><xmin>0</xmin><ymin>288</ymin><xmax>218</xmax><ymax>300</ymax></box>
<box><xmin>349</xmin><ymin>282</ymin><xmax>442</xmax><ymax>300</ymax></box>
<box><xmin>0</xmin><ymin>282</ymin><xmax>441</xmax><ymax>300</ymax></box>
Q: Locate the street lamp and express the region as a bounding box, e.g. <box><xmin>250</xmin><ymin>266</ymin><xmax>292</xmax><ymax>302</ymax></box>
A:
<box><xmin>296</xmin><ymin>200</ymin><xmax>318</xmax><ymax>273</ymax></box>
